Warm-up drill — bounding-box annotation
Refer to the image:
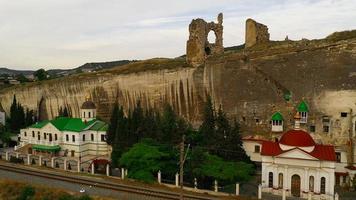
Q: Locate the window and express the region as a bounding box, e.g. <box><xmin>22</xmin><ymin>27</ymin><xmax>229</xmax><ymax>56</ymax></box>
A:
<box><xmin>49</xmin><ymin>134</ymin><xmax>52</xmax><ymax>142</ymax></box>
<box><xmin>255</xmin><ymin>118</ymin><xmax>260</xmax><ymax>123</ymax></box>
<box><xmin>83</xmin><ymin>112</ymin><xmax>85</xmax><ymax>118</ymax></box>
<box><xmin>32</xmin><ymin>131</ymin><xmax>35</xmax><ymax>137</ymax></box>
<box><xmin>91</xmin><ymin>134</ymin><xmax>94</xmax><ymax>141</ymax></box>
<box><xmin>268</xmin><ymin>172</ymin><xmax>273</xmax><ymax>188</ymax></box>
<box><xmin>101</xmin><ymin>134</ymin><xmax>105</xmax><ymax>142</ymax></box>
<box><xmin>37</xmin><ymin>132</ymin><xmax>40</xmax><ymax>141</ymax></box>
<box><xmin>83</xmin><ymin>134</ymin><xmax>86</xmax><ymax>142</ymax></box>
<box><xmin>309</xmin><ymin>176</ymin><xmax>314</xmax><ymax>192</ymax></box>
<box><xmin>66</xmin><ymin>134</ymin><xmax>69</xmax><ymax>142</ymax></box>
<box><xmin>72</xmin><ymin>135</ymin><xmax>75</xmax><ymax>142</ymax></box>
<box><xmin>341</xmin><ymin>112</ymin><xmax>348</xmax><ymax>117</ymax></box>
<box><xmin>323</xmin><ymin>126</ymin><xmax>329</xmax><ymax>133</ymax></box>
<box><xmin>88</xmin><ymin>112</ymin><xmax>91</xmax><ymax>118</ymax></box>
<box><xmin>336</xmin><ymin>152</ymin><xmax>341</xmax><ymax>163</ymax></box>
<box><xmin>24</xmin><ymin>132</ymin><xmax>27</xmax><ymax>137</ymax></box>
<box><xmin>310</xmin><ymin>125</ymin><xmax>315</xmax><ymax>133</ymax></box>
<box><xmin>254</xmin><ymin>145</ymin><xmax>260</xmax><ymax>153</ymax></box>
<box><xmin>44</xmin><ymin>132</ymin><xmax>46</xmax><ymax>140</ymax></box>
<box><xmin>278</xmin><ymin>173</ymin><xmax>283</xmax><ymax>188</ymax></box>
<box><xmin>55</xmin><ymin>134</ymin><xmax>57</xmax><ymax>141</ymax></box>
<box><xmin>320</xmin><ymin>177</ymin><xmax>326</xmax><ymax>194</ymax></box>
<box><xmin>322</xmin><ymin>116</ymin><xmax>330</xmax><ymax>123</ymax></box>
<box><xmin>343</xmin><ymin>176</ymin><xmax>346</xmax><ymax>183</ymax></box>
<box><xmin>71</xmin><ymin>150</ymin><xmax>75</xmax><ymax>157</ymax></box>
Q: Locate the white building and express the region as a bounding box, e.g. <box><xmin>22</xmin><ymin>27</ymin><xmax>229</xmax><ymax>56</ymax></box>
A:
<box><xmin>261</xmin><ymin>113</ymin><xmax>336</xmax><ymax>199</ymax></box>
<box><xmin>19</xmin><ymin>99</ymin><xmax>109</xmax><ymax>158</ymax></box>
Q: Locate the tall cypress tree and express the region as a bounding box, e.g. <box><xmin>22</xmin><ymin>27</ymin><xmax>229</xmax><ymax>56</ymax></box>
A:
<box><xmin>9</xmin><ymin>95</ymin><xmax>18</xmax><ymax>131</ymax></box>
<box><xmin>160</xmin><ymin>104</ymin><xmax>179</xmax><ymax>144</ymax></box>
<box><xmin>131</xmin><ymin>100</ymin><xmax>144</xmax><ymax>143</ymax></box>
<box><xmin>107</xmin><ymin>102</ymin><xmax>119</xmax><ymax>145</ymax></box>
<box><xmin>199</xmin><ymin>95</ymin><xmax>216</xmax><ymax>147</ymax></box>
<box><xmin>215</xmin><ymin>105</ymin><xmax>230</xmax><ymax>155</ymax></box>
<box><xmin>63</xmin><ymin>107</ymin><xmax>70</xmax><ymax>117</ymax></box>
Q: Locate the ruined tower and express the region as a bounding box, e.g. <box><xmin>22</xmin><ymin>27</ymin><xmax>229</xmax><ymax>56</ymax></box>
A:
<box><xmin>245</xmin><ymin>18</ymin><xmax>270</xmax><ymax>48</ymax></box>
<box><xmin>186</xmin><ymin>13</ymin><xmax>224</xmax><ymax>67</ymax></box>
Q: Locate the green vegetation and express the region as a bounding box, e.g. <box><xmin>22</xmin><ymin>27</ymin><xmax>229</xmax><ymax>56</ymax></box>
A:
<box><xmin>108</xmin><ymin>95</ymin><xmax>253</xmax><ymax>187</ymax></box>
<box><xmin>326</xmin><ymin>30</ymin><xmax>356</xmax><ymax>42</ymax></box>
<box><xmin>34</xmin><ymin>69</ymin><xmax>48</xmax><ymax>81</ymax></box>
<box><xmin>0</xmin><ymin>180</ymin><xmax>103</xmax><ymax>200</ymax></box>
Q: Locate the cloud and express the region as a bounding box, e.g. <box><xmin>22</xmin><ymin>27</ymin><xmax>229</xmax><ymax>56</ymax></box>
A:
<box><xmin>0</xmin><ymin>0</ymin><xmax>355</xmax><ymax>69</ymax></box>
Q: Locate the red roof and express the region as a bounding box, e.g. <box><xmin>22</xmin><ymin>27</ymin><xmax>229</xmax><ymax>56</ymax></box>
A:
<box><xmin>279</xmin><ymin>130</ymin><xmax>315</xmax><ymax>147</ymax></box>
<box><xmin>242</xmin><ymin>136</ymin><xmax>268</xmax><ymax>143</ymax></box>
<box><xmin>345</xmin><ymin>166</ymin><xmax>356</xmax><ymax>170</ymax></box>
<box><xmin>261</xmin><ymin>141</ymin><xmax>336</xmax><ymax>161</ymax></box>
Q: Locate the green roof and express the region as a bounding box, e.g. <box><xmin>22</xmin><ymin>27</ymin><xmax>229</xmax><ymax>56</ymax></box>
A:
<box><xmin>297</xmin><ymin>100</ymin><xmax>309</xmax><ymax>112</ymax></box>
<box><xmin>33</xmin><ymin>144</ymin><xmax>61</xmax><ymax>152</ymax></box>
<box><xmin>89</xmin><ymin>121</ymin><xmax>109</xmax><ymax>131</ymax></box>
<box><xmin>29</xmin><ymin>117</ymin><xmax>107</xmax><ymax>132</ymax></box>
<box><xmin>271</xmin><ymin>112</ymin><xmax>284</xmax><ymax>121</ymax></box>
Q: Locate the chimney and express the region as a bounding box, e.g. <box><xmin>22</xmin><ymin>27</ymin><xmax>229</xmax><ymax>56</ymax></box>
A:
<box><xmin>294</xmin><ymin>112</ymin><xmax>301</xmax><ymax>130</ymax></box>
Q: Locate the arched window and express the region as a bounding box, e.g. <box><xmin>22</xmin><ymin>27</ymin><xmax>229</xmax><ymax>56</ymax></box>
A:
<box><xmin>278</xmin><ymin>173</ymin><xmax>283</xmax><ymax>188</ymax></box>
<box><xmin>268</xmin><ymin>172</ymin><xmax>273</xmax><ymax>188</ymax></box>
<box><xmin>83</xmin><ymin>111</ymin><xmax>85</xmax><ymax>118</ymax></box>
<box><xmin>309</xmin><ymin>176</ymin><xmax>314</xmax><ymax>192</ymax></box>
<box><xmin>320</xmin><ymin>177</ymin><xmax>326</xmax><ymax>194</ymax></box>
<box><xmin>88</xmin><ymin>111</ymin><xmax>91</xmax><ymax>118</ymax></box>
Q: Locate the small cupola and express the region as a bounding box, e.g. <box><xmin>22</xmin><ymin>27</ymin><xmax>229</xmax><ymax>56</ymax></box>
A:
<box><xmin>271</xmin><ymin>112</ymin><xmax>283</xmax><ymax>132</ymax></box>
<box><xmin>80</xmin><ymin>96</ymin><xmax>96</xmax><ymax>122</ymax></box>
<box><xmin>294</xmin><ymin>112</ymin><xmax>301</xmax><ymax>130</ymax></box>
<box><xmin>297</xmin><ymin>100</ymin><xmax>309</xmax><ymax>123</ymax></box>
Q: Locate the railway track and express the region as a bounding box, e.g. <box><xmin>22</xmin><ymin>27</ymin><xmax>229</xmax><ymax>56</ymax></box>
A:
<box><xmin>0</xmin><ymin>162</ymin><xmax>218</xmax><ymax>200</ymax></box>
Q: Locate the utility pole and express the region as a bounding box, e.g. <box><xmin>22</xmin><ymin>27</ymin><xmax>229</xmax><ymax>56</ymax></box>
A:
<box><xmin>179</xmin><ymin>134</ymin><xmax>185</xmax><ymax>200</ymax></box>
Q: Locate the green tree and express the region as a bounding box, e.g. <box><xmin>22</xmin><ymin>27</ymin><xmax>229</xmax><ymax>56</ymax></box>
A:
<box><xmin>9</xmin><ymin>95</ymin><xmax>26</xmax><ymax>131</ymax></box>
<box><xmin>25</xmin><ymin>109</ymin><xmax>34</xmax><ymax>126</ymax></box>
<box><xmin>107</xmin><ymin>102</ymin><xmax>119</xmax><ymax>145</ymax></box>
<box><xmin>119</xmin><ymin>139</ymin><xmax>170</xmax><ymax>183</ymax></box>
<box><xmin>33</xmin><ymin>68</ymin><xmax>48</xmax><ymax>81</ymax></box>
<box><xmin>199</xmin><ymin>95</ymin><xmax>216</xmax><ymax>147</ymax></box>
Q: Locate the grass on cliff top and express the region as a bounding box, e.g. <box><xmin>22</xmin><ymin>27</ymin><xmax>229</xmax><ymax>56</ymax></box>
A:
<box><xmin>326</xmin><ymin>30</ymin><xmax>356</xmax><ymax>41</ymax></box>
<box><xmin>0</xmin><ymin>57</ymin><xmax>190</xmax><ymax>92</ymax></box>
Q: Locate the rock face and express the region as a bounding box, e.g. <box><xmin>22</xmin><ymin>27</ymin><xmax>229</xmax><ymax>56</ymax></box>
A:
<box><xmin>186</xmin><ymin>13</ymin><xmax>224</xmax><ymax>67</ymax></box>
<box><xmin>245</xmin><ymin>18</ymin><xmax>270</xmax><ymax>48</ymax></box>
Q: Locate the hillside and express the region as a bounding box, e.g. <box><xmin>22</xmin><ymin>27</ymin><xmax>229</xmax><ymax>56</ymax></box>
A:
<box><xmin>0</xmin><ymin>30</ymin><xmax>355</xmax><ymax>139</ymax></box>
<box><xmin>0</xmin><ymin>60</ymin><xmax>136</xmax><ymax>77</ymax></box>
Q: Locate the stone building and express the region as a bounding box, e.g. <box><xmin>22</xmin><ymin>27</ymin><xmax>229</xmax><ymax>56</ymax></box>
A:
<box><xmin>245</xmin><ymin>18</ymin><xmax>270</xmax><ymax>48</ymax></box>
<box><xmin>186</xmin><ymin>13</ymin><xmax>224</xmax><ymax>67</ymax></box>
<box><xmin>18</xmin><ymin>98</ymin><xmax>109</xmax><ymax>158</ymax></box>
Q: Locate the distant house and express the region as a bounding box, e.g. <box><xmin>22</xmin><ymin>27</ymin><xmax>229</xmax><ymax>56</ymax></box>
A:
<box><xmin>8</xmin><ymin>79</ymin><xmax>20</xmax><ymax>85</ymax></box>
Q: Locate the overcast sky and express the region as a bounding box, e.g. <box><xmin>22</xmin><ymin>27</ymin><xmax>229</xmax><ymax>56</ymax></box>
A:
<box><xmin>0</xmin><ymin>0</ymin><xmax>355</xmax><ymax>70</ymax></box>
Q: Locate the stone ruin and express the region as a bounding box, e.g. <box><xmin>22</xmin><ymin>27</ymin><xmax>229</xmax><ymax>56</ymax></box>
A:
<box><xmin>245</xmin><ymin>18</ymin><xmax>270</xmax><ymax>48</ymax></box>
<box><xmin>186</xmin><ymin>13</ymin><xmax>224</xmax><ymax>67</ymax></box>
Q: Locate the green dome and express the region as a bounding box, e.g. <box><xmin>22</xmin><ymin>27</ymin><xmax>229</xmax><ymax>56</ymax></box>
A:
<box><xmin>297</xmin><ymin>100</ymin><xmax>309</xmax><ymax>112</ymax></box>
<box><xmin>271</xmin><ymin>112</ymin><xmax>283</xmax><ymax>121</ymax></box>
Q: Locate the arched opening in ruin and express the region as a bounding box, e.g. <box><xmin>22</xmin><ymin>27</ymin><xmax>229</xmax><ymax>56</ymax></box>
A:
<box><xmin>207</xmin><ymin>30</ymin><xmax>216</xmax><ymax>44</ymax></box>
<box><xmin>205</xmin><ymin>46</ymin><xmax>211</xmax><ymax>55</ymax></box>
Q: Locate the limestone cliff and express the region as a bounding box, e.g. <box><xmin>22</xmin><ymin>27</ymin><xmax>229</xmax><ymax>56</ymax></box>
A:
<box><xmin>0</xmin><ymin>35</ymin><xmax>356</xmax><ymax>145</ymax></box>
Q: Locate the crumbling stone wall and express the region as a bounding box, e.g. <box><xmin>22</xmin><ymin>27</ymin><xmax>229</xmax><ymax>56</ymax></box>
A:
<box><xmin>245</xmin><ymin>18</ymin><xmax>270</xmax><ymax>48</ymax></box>
<box><xmin>186</xmin><ymin>13</ymin><xmax>224</xmax><ymax>67</ymax></box>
